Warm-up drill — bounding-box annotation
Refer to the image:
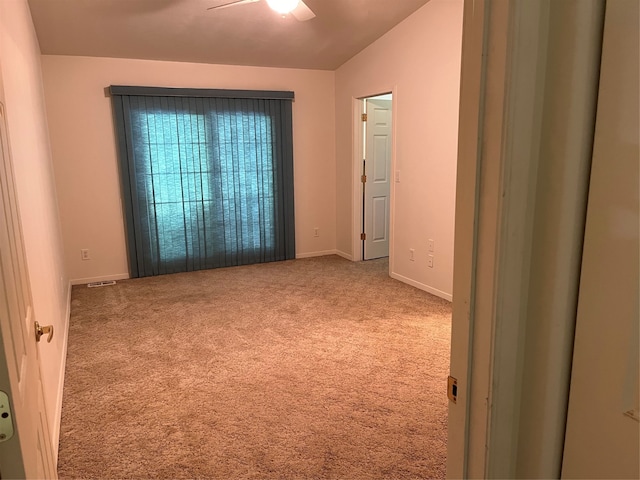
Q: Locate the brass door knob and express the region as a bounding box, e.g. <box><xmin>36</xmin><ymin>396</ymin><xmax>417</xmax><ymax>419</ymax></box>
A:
<box><xmin>34</xmin><ymin>321</ymin><xmax>54</xmax><ymax>343</ymax></box>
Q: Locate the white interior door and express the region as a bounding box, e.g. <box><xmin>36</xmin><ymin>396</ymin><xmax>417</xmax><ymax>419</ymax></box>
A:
<box><xmin>562</xmin><ymin>0</ymin><xmax>639</xmax><ymax>477</ymax></box>
<box><xmin>0</xmin><ymin>99</ymin><xmax>57</xmax><ymax>478</ymax></box>
<box><xmin>363</xmin><ymin>98</ymin><xmax>392</xmax><ymax>260</ymax></box>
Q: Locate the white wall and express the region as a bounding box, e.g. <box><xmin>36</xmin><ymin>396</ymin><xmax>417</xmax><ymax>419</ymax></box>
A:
<box><xmin>0</xmin><ymin>0</ymin><xmax>69</xmax><ymax>455</ymax></box>
<box><xmin>335</xmin><ymin>0</ymin><xmax>463</xmax><ymax>299</ymax></box>
<box><xmin>40</xmin><ymin>56</ymin><xmax>336</xmax><ymax>282</ymax></box>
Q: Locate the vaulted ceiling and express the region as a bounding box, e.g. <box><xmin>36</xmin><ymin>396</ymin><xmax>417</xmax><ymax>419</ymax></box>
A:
<box><xmin>27</xmin><ymin>0</ymin><xmax>431</xmax><ymax>70</ymax></box>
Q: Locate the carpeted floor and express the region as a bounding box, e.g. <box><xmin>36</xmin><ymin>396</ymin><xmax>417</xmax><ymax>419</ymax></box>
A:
<box><xmin>57</xmin><ymin>255</ymin><xmax>452</xmax><ymax>479</ymax></box>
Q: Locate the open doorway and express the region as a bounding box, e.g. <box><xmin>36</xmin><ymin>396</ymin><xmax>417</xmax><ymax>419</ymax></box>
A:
<box><xmin>354</xmin><ymin>92</ymin><xmax>394</xmax><ymax>262</ymax></box>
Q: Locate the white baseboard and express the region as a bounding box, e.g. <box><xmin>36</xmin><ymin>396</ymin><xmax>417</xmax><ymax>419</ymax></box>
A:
<box><xmin>335</xmin><ymin>250</ymin><xmax>353</xmax><ymax>261</ymax></box>
<box><xmin>390</xmin><ymin>271</ymin><xmax>453</xmax><ymax>302</ymax></box>
<box><xmin>52</xmin><ymin>280</ymin><xmax>72</xmax><ymax>463</ymax></box>
<box><xmin>70</xmin><ymin>272</ymin><xmax>130</xmax><ymax>286</ymax></box>
<box><xmin>295</xmin><ymin>250</ymin><xmax>341</xmax><ymax>259</ymax></box>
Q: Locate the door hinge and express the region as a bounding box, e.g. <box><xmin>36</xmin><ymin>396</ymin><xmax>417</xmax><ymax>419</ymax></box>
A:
<box><xmin>447</xmin><ymin>376</ymin><xmax>458</xmax><ymax>404</ymax></box>
<box><xmin>361</xmin><ymin>174</ymin><xmax>367</xmax><ymax>183</ymax></box>
<box><xmin>361</xmin><ymin>113</ymin><xmax>368</xmax><ymax>122</ymax></box>
<box><xmin>360</xmin><ymin>233</ymin><xmax>366</xmax><ymax>240</ymax></box>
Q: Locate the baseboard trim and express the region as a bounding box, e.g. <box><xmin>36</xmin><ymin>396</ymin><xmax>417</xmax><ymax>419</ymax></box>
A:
<box><xmin>52</xmin><ymin>280</ymin><xmax>72</xmax><ymax>463</ymax></box>
<box><xmin>335</xmin><ymin>250</ymin><xmax>353</xmax><ymax>261</ymax></box>
<box><xmin>296</xmin><ymin>250</ymin><xmax>340</xmax><ymax>259</ymax></box>
<box><xmin>390</xmin><ymin>272</ymin><xmax>453</xmax><ymax>302</ymax></box>
<box><xmin>71</xmin><ymin>273</ymin><xmax>130</xmax><ymax>286</ymax></box>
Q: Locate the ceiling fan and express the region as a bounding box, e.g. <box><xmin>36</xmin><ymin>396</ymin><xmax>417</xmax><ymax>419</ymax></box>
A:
<box><xmin>208</xmin><ymin>0</ymin><xmax>316</xmax><ymax>21</ymax></box>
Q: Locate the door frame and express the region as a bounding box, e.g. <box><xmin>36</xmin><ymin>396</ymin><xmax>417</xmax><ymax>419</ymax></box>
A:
<box><xmin>445</xmin><ymin>0</ymin><xmax>488</xmax><ymax>476</ymax></box>
<box><xmin>449</xmin><ymin>0</ymin><xmax>607</xmax><ymax>477</ymax></box>
<box><xmin>350</xmin><ymin>87</ymin><xmax>398</xmax><ymax>264</ymax></box>
<box><xmin>449</xmin><ymin>0</ymin><xmax>556</xmax><ymax>475</ymax></box>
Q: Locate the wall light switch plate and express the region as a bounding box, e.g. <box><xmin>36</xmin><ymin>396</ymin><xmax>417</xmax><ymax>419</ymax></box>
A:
<box><xmin>0</xmin><ymin>391</ymin><xmax>14</xmax><ymax>443</ymax></box>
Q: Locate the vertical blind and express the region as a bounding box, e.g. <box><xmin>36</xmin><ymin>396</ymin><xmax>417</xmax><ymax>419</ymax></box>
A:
<box><xmin>110</xmin><ymin>87</ymin><xmax>295</xmax><ymax>278</ymax></box>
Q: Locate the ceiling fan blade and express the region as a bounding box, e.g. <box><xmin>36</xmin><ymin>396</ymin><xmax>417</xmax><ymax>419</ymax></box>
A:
<box><xmin>291</xmin><ymin>0</ymin><xmax>316</xmax><ymax>21</ymax></box>
<box><xmin>207</xmin><ymin>0</ymin><xmax>260</xmax><ymax>11</ymax></box>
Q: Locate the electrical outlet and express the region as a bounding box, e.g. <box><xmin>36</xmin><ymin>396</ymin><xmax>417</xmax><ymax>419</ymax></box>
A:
<box><xmin>409</xmin><ymin>248</ymin><xmax>415</xmax><ymax>261</ymax></box>
<box><xmin>314</xmin><ymin>227</ymin><xmax>319</xmax><ymax>237</ymax></box>
<box><xmin>428</xmin><ymin>239</ymin><xmax>435</xmax><ymax>252</ymax></box>
<box><xmin>428</xmin><ymin>255</ymin><xmax>434</xmax><ymax>268</ymax></box>
<box><xmin>81</xmin><ymin>249</ymin><xmax>90</xmax><ymax>260</ymax></box>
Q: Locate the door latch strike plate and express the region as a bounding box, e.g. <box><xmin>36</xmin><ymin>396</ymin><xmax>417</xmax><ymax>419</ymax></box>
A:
<box><xmin>447</xmin><ymin>376</ymin><xmax>458</xmax><ymax>404</ymax></box>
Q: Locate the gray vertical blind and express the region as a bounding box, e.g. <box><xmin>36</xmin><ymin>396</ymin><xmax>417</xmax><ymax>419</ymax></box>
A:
<box><xmin>110</xmin><ymin>86</ymin><xmax>295</xmax><ymax>278</ymax></box>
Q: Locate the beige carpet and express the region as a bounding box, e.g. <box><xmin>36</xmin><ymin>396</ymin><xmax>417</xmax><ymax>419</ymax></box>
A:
<box><xmin>57</xmin><ymin>255</ymin><xmax>452</xmax><ymax>479</ymax></box>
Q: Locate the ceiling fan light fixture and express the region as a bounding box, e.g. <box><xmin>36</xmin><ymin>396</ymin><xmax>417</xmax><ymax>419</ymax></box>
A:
<box><xmin>265</xmin><ymin>0</ymin><xmax>300</xmax><ymax>15</ymax></box>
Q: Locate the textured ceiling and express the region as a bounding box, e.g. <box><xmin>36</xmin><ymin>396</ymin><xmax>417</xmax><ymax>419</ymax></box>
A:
<box><xmin>27</xmin><ymin>0</ymin><xmax>431</xmax><ymax>70</ymax></box>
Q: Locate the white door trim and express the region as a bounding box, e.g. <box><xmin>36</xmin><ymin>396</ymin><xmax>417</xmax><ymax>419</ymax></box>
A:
<box><xmin>350</xmin><ymin>97</ymin><xmax>365</xmax><ymax>262</ymax></box>
<box><xmin>446</xmin><ymin>0</ymin><xmax>489</xmax><ymax>476</ymax></box>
